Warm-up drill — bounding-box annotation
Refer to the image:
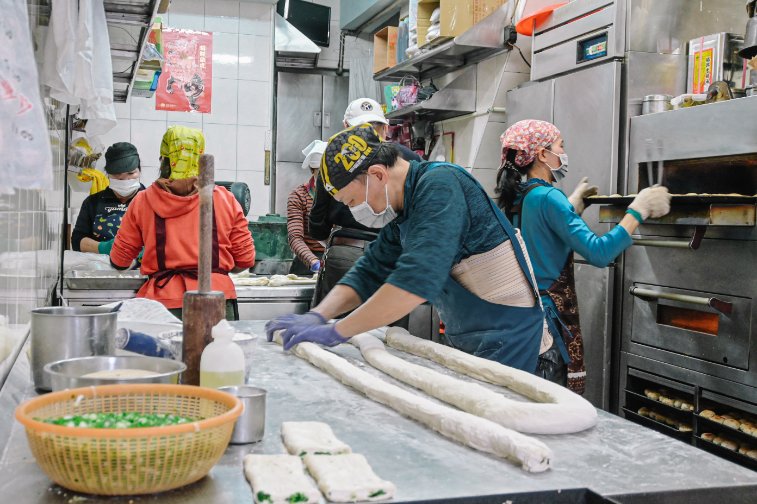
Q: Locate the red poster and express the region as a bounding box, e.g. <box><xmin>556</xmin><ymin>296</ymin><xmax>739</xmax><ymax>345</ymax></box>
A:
<box><xmin>156</xmin><ymin>28</ymin><xmax>212</xmax><ymax>113</ymax></box>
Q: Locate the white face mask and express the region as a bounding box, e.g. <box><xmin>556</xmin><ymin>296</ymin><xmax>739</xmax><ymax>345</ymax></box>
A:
<box><xmin>109</xmin><ymin>177</ymin><xmax>140</xmax><ymax>197</ymax></box>
<box><xmin>546</xmin><ymin>150</ymin><xmax>569</xmax><ymax>182</ymax></box>
<box><xmin>349</xmin><ymin>175</ymin><xmax>397</xmax><ymax>228</ymax></box>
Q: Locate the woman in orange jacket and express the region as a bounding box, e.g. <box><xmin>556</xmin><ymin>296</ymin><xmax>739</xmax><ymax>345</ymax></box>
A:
<box><xmin>110</xmin><ymin>126</ymin><xmax>255</xmax><ymax>319</ymax></box>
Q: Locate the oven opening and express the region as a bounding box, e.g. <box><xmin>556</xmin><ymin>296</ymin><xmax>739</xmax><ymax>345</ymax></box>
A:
<box><xmin>639</xmin><ymin>153</ymin><xmax>757</xmax><ymax>193</ymax></box>
<box><xmin>657</xmin><ymin>305</ymin><xmax>720</xmax><ymax>336</ymax></box>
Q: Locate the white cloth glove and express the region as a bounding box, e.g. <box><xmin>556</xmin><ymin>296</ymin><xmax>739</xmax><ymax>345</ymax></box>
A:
<box><xmin>628</xmin><ymin>186</ymin><xmax>672</xmax><ymax>220</ymax></box>
<box><xmin>567</xmin><ymin>177</ymin><xmax>599</xmax><ymax>215</ymax></box>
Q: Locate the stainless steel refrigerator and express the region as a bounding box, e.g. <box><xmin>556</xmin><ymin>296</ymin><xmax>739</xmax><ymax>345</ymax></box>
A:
<box><xmin>274</xmin><ymin>71</ymin><xmax>349</xmax><ymax>214</ymax></box>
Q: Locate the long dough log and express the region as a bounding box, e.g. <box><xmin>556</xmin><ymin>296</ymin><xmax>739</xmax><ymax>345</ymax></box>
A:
<box><xmin>383</xmin><ymin>327</ymin><xmax>597</xmax><ymax>433</ymax></box>
<box><xmin>276</xmin><ymin>335</ymin><xmax>552</xmax><ymax>472</ymax></box>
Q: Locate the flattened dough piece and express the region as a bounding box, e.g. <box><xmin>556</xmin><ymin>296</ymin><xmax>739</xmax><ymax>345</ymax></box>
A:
<box><xmin>243</xmin><ymin>454</ymin><xmax>321</xmax><ymax>504</ymax></box>
<box><xmin>383</xmin><ymin>328</ymin><xmax>597</xmax><ymax>434</ymax></box>
<box><xmin>303</xmin><ymin>454</ymin><xmax>395</xmax><ymax>502</ymax></box>
<box><xmin>282</xmin><ymin>421</ymin><xmax>352</xmax><ymax>456</ymax></box>
<box><xmin>274</xmin><ymin>334</ymin><xmax>552</xmax><ymax>473</ymax></box>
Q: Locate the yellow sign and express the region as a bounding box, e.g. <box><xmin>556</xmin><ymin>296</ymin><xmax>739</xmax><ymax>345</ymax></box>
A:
<box><xmin>692</xmin><ymin>48</ymin><xmax>714</xmax><ymax>93</ymax></box>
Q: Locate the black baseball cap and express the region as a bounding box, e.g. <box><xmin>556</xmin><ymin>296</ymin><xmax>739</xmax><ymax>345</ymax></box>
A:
<box><xmin>320</xmin><ymin>124</ymin><xmax>382</xmax><ymax>195</ymax></box>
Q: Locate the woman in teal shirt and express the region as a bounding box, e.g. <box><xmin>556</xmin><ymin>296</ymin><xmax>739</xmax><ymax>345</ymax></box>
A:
<box><xmin>496</xmin><ymin>120</ymin><xmax>672</xmax><ymax>393</ymax></box>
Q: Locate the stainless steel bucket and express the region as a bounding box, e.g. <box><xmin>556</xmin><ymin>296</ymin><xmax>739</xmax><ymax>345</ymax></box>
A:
<box><xmin>219</xmin><ymin>386</ymin><xmax>266</xmax><ymax>444</ymax></box>
<box><xmin>30</xmin><ymin>307</ymin><xmax>117</xmax><ymax>391</ymax></box>
<box><xmin>641</xmin><ymin>94</ymin><xmax>672</xmax><ymax>115</ymax></box>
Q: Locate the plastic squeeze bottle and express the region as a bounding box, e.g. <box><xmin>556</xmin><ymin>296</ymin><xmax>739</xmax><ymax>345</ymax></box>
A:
<box><xmin>200</xmin><ymin>319</ymin><xmax>245</xmax><ymax>388</ymax></box>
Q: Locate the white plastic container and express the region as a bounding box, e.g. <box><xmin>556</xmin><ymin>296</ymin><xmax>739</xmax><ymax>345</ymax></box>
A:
<box><xmin>200</xmin><ymin>320</ymin><xmax>245</xmax><ymax>388</ymax></box>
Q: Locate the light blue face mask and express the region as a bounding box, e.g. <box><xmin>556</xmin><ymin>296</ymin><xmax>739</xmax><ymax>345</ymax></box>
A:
<box><xmin>546</xmin><ymin>150</ymin><xmax>569</xmax><ymax>182</ymax></box>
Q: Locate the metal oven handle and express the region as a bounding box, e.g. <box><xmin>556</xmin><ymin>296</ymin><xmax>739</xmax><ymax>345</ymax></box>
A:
<box><xmin>632</xmin><ymin>225</ymin><xmax>706</xmax><ymax>250</ymax></box>
<box><xmin>629</xmin><ymin>286</ymin><xmax>733</xmax><ymax>315</ymax></box>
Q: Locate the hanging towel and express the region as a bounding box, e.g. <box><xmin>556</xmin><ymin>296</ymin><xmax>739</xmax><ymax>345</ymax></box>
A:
<box><xmin>77</xmin><ymin>168</ymin><xmax>110</xmax><ymax>195</ymax></box>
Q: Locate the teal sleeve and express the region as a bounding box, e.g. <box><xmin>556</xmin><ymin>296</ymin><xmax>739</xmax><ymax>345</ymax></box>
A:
<box><xmin>543</xmin><ymin>189</ymin><xmax>632</xmax><ymax>267</ymax></box>
<box><xmin>337</xmin><ymin>224</ymin><xmax>404</xmax><ymax>301</ymax></box>
<box><xmin>383</xmin><ymin>170</ymin><xmax>468</xmax><ymax>303</ymax></box>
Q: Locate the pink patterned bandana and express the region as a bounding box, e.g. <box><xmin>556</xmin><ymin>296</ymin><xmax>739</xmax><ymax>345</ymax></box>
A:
<box><xmin>500</xmin><ymin>120</ymin><xmax>561</xmax><ymax>168</ymax></box>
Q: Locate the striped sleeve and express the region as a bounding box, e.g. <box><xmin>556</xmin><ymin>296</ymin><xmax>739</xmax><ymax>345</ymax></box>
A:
<box><xmin>287</xmin><ymin>185</ymin><xmax>321</xmax><ymax>266</ymax></box>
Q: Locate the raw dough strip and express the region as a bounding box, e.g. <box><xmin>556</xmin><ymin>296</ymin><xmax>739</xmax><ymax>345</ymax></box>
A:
<box><xmin>276</xmin><ymin>336</ymin><xmax>552</xmax><ymax>472</ymax></box>
<box><xmin>243</xmin><ymin>454</ymin><xmax>321</xmax><ymax>504</ymax></box>
<box><xmin>281</xmin><ymin>421</ymin><xmax>352</xmax><ymax>456</ymax></box>
<box><xmin>351</xmin><ymin>333</ymin><xmax>594</xmax><ymax>434</ymax></box>
<box><xmin>303</xmin><ymin>454</ymin><xmax>396</xmax><ymax>502</ymax></box>
<box><xmin>384</xmin><ymin>327</ymin><xmax>597</xmax><ymax>433</ymax></box>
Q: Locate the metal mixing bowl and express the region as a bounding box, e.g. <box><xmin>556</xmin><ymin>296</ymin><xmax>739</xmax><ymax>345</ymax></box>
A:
<box><xmin>44</xmin><ymin>356</ymin><xmax>187</xmax><ymax>391</ymax></box>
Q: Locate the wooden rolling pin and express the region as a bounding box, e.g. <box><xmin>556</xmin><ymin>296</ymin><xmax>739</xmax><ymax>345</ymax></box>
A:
<box><xmin>182</xmin><ymin>154</ymin><xmax>225</xmax><ymax>386</ymax></box>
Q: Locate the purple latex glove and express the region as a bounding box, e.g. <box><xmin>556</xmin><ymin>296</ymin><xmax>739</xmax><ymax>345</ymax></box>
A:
<box><xmin>283</xmin><ymin>323</ymin><xmax>349</xmax><ymax>351</ymax></box>
<box><xmin>265</xmin><ymin>311</ymin><xmax>326</xmax><ymax>342</ymax></box>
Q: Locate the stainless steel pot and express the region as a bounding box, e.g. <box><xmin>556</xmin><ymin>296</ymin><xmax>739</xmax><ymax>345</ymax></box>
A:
<box><xmin>44</xmin><ymin>355</ymin><xmax>186</xmax><ymax>391</ymax></box>
<box><xmin>219</xmin><ymin>386</ymin><xmax>266</xmax><ymax>444</ymax></box>
<box><xmin>641</xmin><ymin>94</ymin><xmax>673</xmax><ymax>115</ymax></box>
<box><xmin>30</xmin><ymin>307</ymin><xmax>117</xmax><ymax>391</ymax></box>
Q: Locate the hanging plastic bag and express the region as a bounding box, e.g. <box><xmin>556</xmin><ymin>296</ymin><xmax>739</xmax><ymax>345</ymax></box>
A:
<box><xmin>0</xmin><ymin>0</ymin><xmax>54</xmax><ymax>194</ymax></box>
<box><xmin>395</xmin><ymin>75</ymin><xmax>420</xmax><ymax>109</ymax></box>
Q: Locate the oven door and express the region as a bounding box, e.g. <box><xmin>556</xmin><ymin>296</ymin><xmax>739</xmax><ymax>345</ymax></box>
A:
<box><xmin>628</xmin><ymin>282</ymin><xmax>751</xmax><ymax>370</ymax></box>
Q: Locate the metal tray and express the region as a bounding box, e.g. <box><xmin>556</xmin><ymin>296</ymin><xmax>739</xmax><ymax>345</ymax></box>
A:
<box><xmin>64</xmin><ymin>270</ymin><xmax>147</xmax><ymax>290</ymax></box>
<box><xmin>585</xmin><ymin>195</ymin><xmax>757</xmax><ymax>206</ymax></box>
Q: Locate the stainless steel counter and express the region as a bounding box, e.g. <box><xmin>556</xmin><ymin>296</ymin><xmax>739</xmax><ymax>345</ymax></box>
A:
<box><xmin>1</xmin><ymin>320</ymin><xmax>756</xmax><ymax>503</ymax></box>
<box><xmin>61</xmin><ymin>284</ymin><xmax>315</xmax><ymax>318</ymax></box>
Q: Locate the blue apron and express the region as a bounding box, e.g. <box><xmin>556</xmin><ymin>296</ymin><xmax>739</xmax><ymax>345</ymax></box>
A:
<box><xmin>396</xmin><ymin>164</ymin><xmax>545</xmax><ymax>373</ymax></box>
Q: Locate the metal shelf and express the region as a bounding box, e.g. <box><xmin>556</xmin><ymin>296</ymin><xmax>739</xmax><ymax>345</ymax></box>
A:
<box><xmin>373</xmin><ymin>4</ymin><xmax>512</xmax><ymax>81</ymax></box>
<box><xmin>106</xmin><ymin>0</ymin><xmax>161</xmax><ymax>102</ymax></box>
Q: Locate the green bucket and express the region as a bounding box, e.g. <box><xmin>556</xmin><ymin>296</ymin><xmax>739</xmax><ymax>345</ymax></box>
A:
<box><xmin>248</xmin><ymin>214</ymin><xmax>293</xmax><ymax>262</ymax></box>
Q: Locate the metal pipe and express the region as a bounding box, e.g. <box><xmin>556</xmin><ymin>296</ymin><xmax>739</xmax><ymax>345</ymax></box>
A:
<box><xmin>633</xmin><ymin>239</ymin><xmax>691</xmax><ymax>249</ymax></box>
<box><xmin>629</xmin><ymin>287</ymin><xmax>733</xmax><ymax>315</ymax></box>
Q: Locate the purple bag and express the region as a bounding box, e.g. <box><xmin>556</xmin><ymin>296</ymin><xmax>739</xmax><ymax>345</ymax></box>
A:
<box><xmin>395</xmin><ymin>75</ymin><xmax>420</xmax><ymax>109</ymax></box>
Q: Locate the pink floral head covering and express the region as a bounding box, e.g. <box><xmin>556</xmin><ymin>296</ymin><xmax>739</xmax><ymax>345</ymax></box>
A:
<box><xmin>500</xmin><ymin>120</ymin><xmax>561</xmax><ymax>168</ymax></box>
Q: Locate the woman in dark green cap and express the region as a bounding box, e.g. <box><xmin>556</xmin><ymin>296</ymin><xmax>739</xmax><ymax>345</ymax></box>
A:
<box><xmin>72</xmin><ymin>142</ymin><xmax>145</xmax><ymax>255</ymax></box>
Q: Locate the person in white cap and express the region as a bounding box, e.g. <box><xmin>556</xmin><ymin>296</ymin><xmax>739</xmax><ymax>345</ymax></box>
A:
<box><xmin>343</xmin><ymin>97</ymin><xmax>391</xmax><ymax>139</ymax></box>
<box><xmin>287</xmin><ymin>140</ymin><xmax>328</xmax><ymax>276</ymax></box>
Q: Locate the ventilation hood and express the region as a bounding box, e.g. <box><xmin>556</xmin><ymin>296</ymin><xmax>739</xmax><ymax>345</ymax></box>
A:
<box><xmin>274</xmin><ymin>13</ymin><xmax>321</xmax><ymax>68</ymax></box>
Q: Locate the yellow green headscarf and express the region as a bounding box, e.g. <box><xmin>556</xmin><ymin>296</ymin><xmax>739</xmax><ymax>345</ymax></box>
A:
<box><xmin>160</xmin><ymin>125</ymin><xmax>205</xmax><ymax>180</ymax></box>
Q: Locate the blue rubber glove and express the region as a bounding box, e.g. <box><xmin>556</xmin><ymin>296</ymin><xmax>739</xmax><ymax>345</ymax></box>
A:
<box><xmin>137</xmin><ymin>247</ymin><xmax>144</xmax><ymax>264</ymax></box>
<box><xmin>265</xmin><ymin>311</ymin><xmax>327</xmax><ymax>342</ymax></box>
<box><xmin>97</xmin><ymin>239</ymin><xmax>114</xmax><ymax>255</ymax></box>
<box><xmin>283</xmin><ymin>323</ymin><xmax>349</xmax><ymax>351</ymax></box>
<box><xmin>310</xmin><ymin>260</ymin><xmax>321</xmax><ymax>273</ymax></box>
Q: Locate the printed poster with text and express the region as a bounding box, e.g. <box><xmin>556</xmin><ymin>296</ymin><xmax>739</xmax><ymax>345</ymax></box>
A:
<box><xmin>156</xmin><ymin>28</ymin><xmax>213</xmax><ymax>113</ymax></box>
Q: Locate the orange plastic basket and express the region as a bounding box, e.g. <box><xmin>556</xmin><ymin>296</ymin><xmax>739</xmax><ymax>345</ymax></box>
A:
<box><xmin>15</xmin><ymin>384</ymin><xmax>242</xmax><ymax>495</ymax></box>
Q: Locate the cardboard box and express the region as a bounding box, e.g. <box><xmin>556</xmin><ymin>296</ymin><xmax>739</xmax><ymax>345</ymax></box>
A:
<box><xmin>373</xmin><ymin>26</ymin><xmax>398</xmax><ymax>74</ymax></box>
<box><xmin>417</xmin><ymin>0</ymin><xmax>507</xmax><ymax>47</ymax></box>
<box><xmin>473</xmin><ymin>0</ymin><xmax>507</xmax><ymax>23</ymax></box>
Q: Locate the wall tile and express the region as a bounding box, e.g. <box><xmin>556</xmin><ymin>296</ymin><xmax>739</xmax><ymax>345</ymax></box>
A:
<box><xmin>239</xmin><ymin>1</ymin><xmax>272</xmax><ymax>35</ymax></box>
<box><xmin>238</xmin><ymin>34</ymin><xmax>271</xmax><ymax>81</ymax></box>
<box><xmin>204</xmin><ymin>78</ymin><xmax>239</xmax><ymax>124</ymax></box>
<box><xmin>131</xmin><ymin>95</ymin><xmax>167</xmax><ymax>121</ymax></box>
<box><xmin>215</xmin><ymin>169</ymin><xmax>238</xmax><ymax>183</ymax></box>
<box><xmin>114</xmin><ymin>101</ymin><xmax>130</xmax><ymax>119</ymax></box>
<box><xmin>205</xmin><ymin>0</ymin><xmax>240</xmax><ymax>33</ymax></box>
<box><xmin>140</xmin><ymin>166</ymin><xmax>161</xmax><ymax>187</ymax></box>
<box><xmin>167</xmin><ymin>110</ymin><xmax>203</xmax><ymax>124</ymax></box>
<box><xmin>237</xmin><ymin>170</ymin><xmax>269</xmax><ymax>217</ymax></box>
<box><xmin>236</xmin><ymin>125</ymin><xmax>267</xmax><ymax>171</ymax></box>
<box><xmin>168</xmin><ymin>0</ymin><xmax>205</xmax><ymax>31</ymax></box>
<box><xmin>204</xmin><ymin>123</ymin><xmax>238</xmax><ymax>172</ymax></box>
<box><xmin>131</xmin><ymin>120</ymin><xmax>170</xmax><ymax>167</ymax></box>
<box><xmin>212</xmin><ymin>32</ymin><xmax>240</xmax><ymax>79</ymax></box>
<box><xmin>237</xmin><ymin>80</ymin><xmax>270</xmax><ymax>126</ymax></box>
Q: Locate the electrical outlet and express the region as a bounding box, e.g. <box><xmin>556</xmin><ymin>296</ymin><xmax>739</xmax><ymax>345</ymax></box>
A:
<box><xmin>504</xmin><ymin>25</ymin><xmax>518</xmax><ymax>46</ymax></box>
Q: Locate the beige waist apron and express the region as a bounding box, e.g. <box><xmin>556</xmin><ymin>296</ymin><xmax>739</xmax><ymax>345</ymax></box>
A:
<box><xmin>450</xmin><ymin>230</ymin><xmax>553</xmax><ymax>354</ymax></box>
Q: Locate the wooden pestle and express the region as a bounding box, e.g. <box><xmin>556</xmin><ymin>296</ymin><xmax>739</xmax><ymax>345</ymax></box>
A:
<box><xmin>182</xmin><ymin>154</ymin><xmax>225</xmax><ymax>386</ymax></box>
